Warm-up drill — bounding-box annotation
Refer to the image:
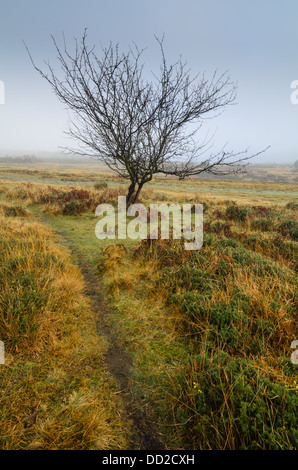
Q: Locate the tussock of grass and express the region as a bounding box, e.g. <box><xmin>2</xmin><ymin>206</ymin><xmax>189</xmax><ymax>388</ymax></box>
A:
<box><xmin>0</xmin><ymin>202</ymin><xmax>31</xmax><ymax>217</ymax></box>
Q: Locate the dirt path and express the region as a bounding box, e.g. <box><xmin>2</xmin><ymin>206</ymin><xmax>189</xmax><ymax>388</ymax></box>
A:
<box><xmin>66</xmin><ymin>245</ymin><xmax>165</xmax><ymax>451</ymax></box>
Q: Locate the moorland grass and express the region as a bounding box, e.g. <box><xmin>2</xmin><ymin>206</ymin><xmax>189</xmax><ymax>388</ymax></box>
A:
<box><xmin>0</xmin><ymin>214</ymin><xmax>129</xmax><ymax>450</ymax></box>
<box><xmin>0</xmin><ymin>169</ymin><xmax>297</xmax><ymax>450</ymax></box>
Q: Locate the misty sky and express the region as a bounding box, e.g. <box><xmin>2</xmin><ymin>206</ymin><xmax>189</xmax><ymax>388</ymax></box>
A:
<box><xmin>0</xmin><ymin>0</ymin><xmax>298</xmax><ymax>164</ymax></box>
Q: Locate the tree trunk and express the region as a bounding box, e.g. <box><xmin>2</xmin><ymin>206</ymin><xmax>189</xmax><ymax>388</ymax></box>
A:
<box><xmin>126</xmin><ymin>181</ymin><xmax>136</xmax><ymax>207</ymax></box>
<box><xmin>132</xmin><ymin>183</ymin><xmax>144</xmax><ymax>204</ymax></box>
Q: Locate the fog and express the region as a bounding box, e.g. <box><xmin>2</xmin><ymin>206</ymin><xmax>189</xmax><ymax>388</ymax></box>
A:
<box><xmin>0</xmin><ymin>0</ymin><xmax>298</xmax><ymax>164</ymax></box>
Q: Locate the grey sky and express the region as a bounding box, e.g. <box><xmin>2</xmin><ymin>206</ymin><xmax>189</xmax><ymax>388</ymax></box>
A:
<box><xmin>0</xmin><ymin>0</ymin><xmax>297</xmax><ymax>163</ymax></box>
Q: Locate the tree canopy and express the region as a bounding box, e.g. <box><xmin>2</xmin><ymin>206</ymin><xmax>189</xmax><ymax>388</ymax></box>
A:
<box><xmin>26</xmin><ymin>31</ymin><xmax>268</xmax><ymax>204</ymax></box>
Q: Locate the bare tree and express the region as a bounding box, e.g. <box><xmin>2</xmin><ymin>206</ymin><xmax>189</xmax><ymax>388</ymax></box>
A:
<box><xmin>25</xmin><ymin>31</ymin><xmax>268</xmax><ymax>205</ymax></box>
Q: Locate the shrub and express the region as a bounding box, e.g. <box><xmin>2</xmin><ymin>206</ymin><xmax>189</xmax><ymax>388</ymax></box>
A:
<box><xmin>40</xmin><ymin>187</ymin><xmax>102</xmax><ymax>215</ymax></box>
<box><xmin>285</xmin><ymin>201</ymin><xmax>298</xmax><ymax>211</ymax></box>
<box><xmin>98</xmin><ymin>188</ymin><xmax>124</xmax><ymax>206</ymax></box>
<box><xmin>252</xmin><ymin>205</ymin><xmax>271</xmax><ymax>215</ymax></box>
<box><xmin>251</xmin><ymin>217</ymin><xmax>272</xmax><ymax>232</ymax></box>
<box><xmin>0</xmin><ymin>204</ymin><xmax>29</xmax><ymax>217</ymax></box>
<box><xmin>160</xmin><ymin>266</ymin><xmax>215</xmax><ymax>295</ymax></box>
<box><xmin>94</xmin><ymin>181</ymin><xmax>108</xmax><ymax>190</ymax></box>
<box><xmin>278</xmin><ymin>220</ymin><xmax>298</xmax><ymax>241</ymax></box>
<box><xmin>185</xmin><ymin>352</ymin><xmax>298</xmax><ymax>449</ymax></box>
<box><xmin>62</xmin><ymin>200</ymin><xmax>83</xmax><ymax>215</ymax></box>
<box><xmin>210</xmin><ymin>221</ymin><xmax>233</xmax><ymax>236</ymax></box>
<box><xmin>225</xmin><ymin>204</ymin><xmax>250</xmax><ymax>222</ymax></box>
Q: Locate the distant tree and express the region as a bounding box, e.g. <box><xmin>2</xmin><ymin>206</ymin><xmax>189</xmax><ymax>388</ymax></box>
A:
<box><xmin>294</xmin><ymin>160</ymin><xmax>298</xmax><ymax>169</ymax></box>
<box><xmin>26</xmin><ymin>31</ymin><xmax>268</xmax><ymax>205</ymax></box>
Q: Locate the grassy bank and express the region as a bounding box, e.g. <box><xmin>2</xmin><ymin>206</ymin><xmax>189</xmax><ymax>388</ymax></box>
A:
<box><xmin>0</xmin><ymin>210</ymin><xmax>129</xmax><ymax>450</ymax></box>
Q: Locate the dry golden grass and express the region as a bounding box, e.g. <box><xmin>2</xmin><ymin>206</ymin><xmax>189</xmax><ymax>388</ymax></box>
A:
<box><xmin>0</xmin><ymin>164</ymin><xmax>121</xmax><ymax>181</ymax></box>
<box><xmin>98</xmin><ymin>194</ymin><xmax>297</xmax><ymax>449</ymax></box>
<box><xmin>0</xmin><ymin>165</ymin><xmax>296</xmax><ymax>450</ymax></box>
<box><xmin>0</xmin><ymin>216</ymin><xmax>129</xmax><ymax>450</ymax></box>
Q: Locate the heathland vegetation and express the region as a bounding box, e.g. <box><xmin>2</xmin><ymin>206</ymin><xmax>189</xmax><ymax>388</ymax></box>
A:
<box><xmin>0</xmin><ymin>163</ymin><xmax>297</xmax><ymax>450</ymax></box>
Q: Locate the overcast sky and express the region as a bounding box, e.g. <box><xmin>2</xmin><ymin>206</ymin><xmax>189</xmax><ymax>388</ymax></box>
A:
<box><xmin>0</xmin><ymin>0</ymin><xmax>298</xmax><ymax>164</ymax></box>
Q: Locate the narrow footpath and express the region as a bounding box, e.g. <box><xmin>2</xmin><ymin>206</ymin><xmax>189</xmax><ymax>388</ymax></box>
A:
<box><xmin>64</xmin><ymin>239</ymin><xmax>164</xmax><ymax>451</ymax></box>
